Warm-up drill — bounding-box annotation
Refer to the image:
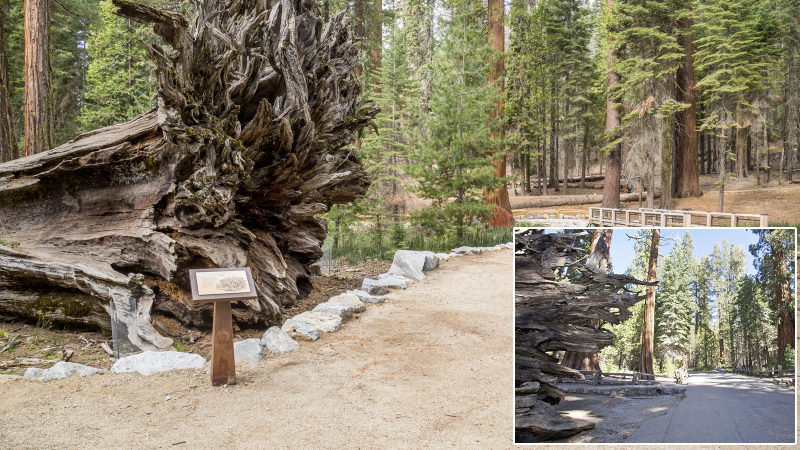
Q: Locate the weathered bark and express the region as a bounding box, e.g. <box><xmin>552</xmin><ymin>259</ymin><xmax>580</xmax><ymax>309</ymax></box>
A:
<box><xmin>0</xmin><ymin>0</ymin><xmax>379</xmax><ymax>350</ymax></box>
<box><xmin>0</xmin><ymin>0</ymin><xmax>18</xmax><ymax>162</ymax></box>
<box><xmin>602</xmin><ymin>0</ymin><xmax>621</xmax><ymax>208</ymax></box>
<box><xmin>561</xmin><ymin>229</ymin><xmax>613</xmax><ymax>371</ymax></box>
<box><xmin>23</xmin><ymin>0</ymin><xmax>54</xmax><ymax>156</ymax></box>
<box><xmin>515</xmin><ymin>230</ymin><xmax>655</xmax><ymax>441</ymax></box>
<box><xmin>675</xmin><ymin>12</ymin><xmax>702</xmax><ymax>198</ymax></box>
<box><xmin>640</xmin><ymin>229</ymin><xmax>659</xmax><ymax>379</ymax></box>
<box><xmin>484</xmin><ymin>0</ymin><xmax>513</xmax><ymax>227</ymax></box>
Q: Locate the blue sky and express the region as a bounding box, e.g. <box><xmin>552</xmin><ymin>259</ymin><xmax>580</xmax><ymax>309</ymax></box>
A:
<box><xmin>532</xmin><ymin>228</ymin><xmax>792</xmax><ymax>275</ymax></box>
<box><xmin>609</xmin><ymin>229</ymin><xmax>764</xmax><ymax>275</ymax></box>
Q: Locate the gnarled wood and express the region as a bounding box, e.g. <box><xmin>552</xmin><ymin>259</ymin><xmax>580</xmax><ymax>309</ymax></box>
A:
<box><xmin>0</xmin><ymin>0</ymin><xmax>378</xmax><ymax>350</ymax></box>
<box><xmin>514</xmin><ymin>229</ymin><xmax>656</xmax><ymax>441</ymax></box>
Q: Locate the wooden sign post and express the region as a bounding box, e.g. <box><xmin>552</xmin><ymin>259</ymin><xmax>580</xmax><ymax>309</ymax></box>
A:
<box><xmin>189</xmin><ymin>267</ymin><xmax>257</xmax><ymax>386</ymax></box>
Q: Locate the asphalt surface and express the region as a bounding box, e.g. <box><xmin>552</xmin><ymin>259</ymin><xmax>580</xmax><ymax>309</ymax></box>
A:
<box><xmin>626</xmin><ymin>370</ymin><xmax>795</xmax><ymax>444</ymax></box>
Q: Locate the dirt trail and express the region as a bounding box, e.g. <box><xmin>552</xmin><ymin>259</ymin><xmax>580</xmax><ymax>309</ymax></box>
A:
<box><xmin>0</xmin><ymin>250</ymin><xmax>514</xmax><ymax>450</ymax></box>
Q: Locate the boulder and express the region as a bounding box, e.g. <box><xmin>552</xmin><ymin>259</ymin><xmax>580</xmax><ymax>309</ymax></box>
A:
<box><xmin>111</xmin><ymin>351</ymin><xmax>207</xmax><ymax>375</ymax></box>
<box><xmin>291</xmin><ymin>311</ymin><xmax>342</xmax><ymax>333</ymax></box>
<box><xmin>420</xmin><ymin>251</ymin><xmax>439</xmax><ymax>270</ymax></box>
<box><xmin>23</xmin><ymin>362</ymin><xmax>101</xmax><ymax>381</ymax></box>
<box><xmin>361</xmin><ymin>279</ymin><xmax>391</xmax><ymax>295</ymax></box>
<box><xmin>435</xmin><ymin>252</ymin><xmax>450</xmax><ymax>262</ymax></box>
<box><xmin>312</xmin><ymin>302</ymin><xmax>354</xmax><ymax>321</ymax></box>
<box><xmin>388</xmin><ymin>250</ymin><xmax>427</xmax><ymax>280</ymax></box>
<box><xmin>329</xmin><ymin>293</ymin><xmax>366</xmax><ymax>312</ymax></box>
<box><xmin>234</xmin><ymin>338</ymin><xmax>266</xmax><ymax>367</ymax></box>
<box><xmin>373</xmin><ymin>275</ymin><xmax>409</xmax><ymax>288</ymax></box>
<box><xmin>346</xmin><ymin>289</ymin><xmax>385</xmax><ymax>304</ymax></box>
<box><xmin>282</xmin><ymin>319</ymin><xmax>320</xmax><ymax>341</ymax></box>
<box><xmin>452</xmin><ymin>246</ymin><xmax>485</xmax><ymax>255</ymax></box>
<box><xmin>261</xmin><ymin>327</ymin><xmax>300</xmax><ymax>354</ymax></box>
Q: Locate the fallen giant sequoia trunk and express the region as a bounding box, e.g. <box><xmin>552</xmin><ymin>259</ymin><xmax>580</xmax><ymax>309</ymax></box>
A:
<box><xmin>0</xmin><ymin>0</ymin><xmax>378</xmax><ymax>350</ymax></box>
<box><xmin>514</xmin><ymin>230</ymin><xmax>656</xmax><ymax>442</ymax></box>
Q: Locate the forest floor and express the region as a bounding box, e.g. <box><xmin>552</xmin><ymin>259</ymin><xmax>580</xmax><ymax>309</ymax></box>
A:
<box><xmin>0</xmin><ymin>249</ymin><xmax>514</xmax><ymax>449</ymax></box>
<box><xmin>510</xmin><ymin>173</ymin><xmax>800</xmax><ymax>224</ymax></box>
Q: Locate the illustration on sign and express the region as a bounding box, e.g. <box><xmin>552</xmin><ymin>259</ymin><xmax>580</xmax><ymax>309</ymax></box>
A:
<box><xmin>195</xmin><ymin>270</ymin><xmax>251</xmax><ymax>295</ymax></box>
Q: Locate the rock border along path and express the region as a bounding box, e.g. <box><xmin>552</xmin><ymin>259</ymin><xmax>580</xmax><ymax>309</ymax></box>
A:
<box><xmin>0</xmin><ymin>242</ymin><xmax>514</xmax><ymax>449</ymax></box>
<box><xmin>15</xmin><ymin>243</ymin><xmax>514</xmax><ymax>382</ymax></box>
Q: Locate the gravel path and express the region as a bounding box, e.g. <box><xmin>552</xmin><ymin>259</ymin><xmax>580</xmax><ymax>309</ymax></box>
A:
<box><xmin>0</xmin><ymin>250</ymin><xmax>514</xmax><ymax>449</ymax></box>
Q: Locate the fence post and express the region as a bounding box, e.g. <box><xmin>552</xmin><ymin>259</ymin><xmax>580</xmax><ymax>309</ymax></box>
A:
<box><xmin>593</xmin><ymin>369</ymin><xmax>600</xmax><ymax>385</ymax></box>
<box><xmin>760</xmin><ymin>214</ymin><xmax>769</xmax><ymax>227</ymax></box>
<box><xmin>706</xmin><ymin>212</ymin><xmax>713</xmax><ymax>227</ymax></box>
<box><xmin>779</xmin><ymin>365</ymin><xmax>783</xmax><ymax>377</ymax></box>
<box><xmin>632</xmin><ymin>373</ymin><xmax>638</xmax><ymax>385</ymax></box>
<box><xmin>660</xmin><ymin>213</ymin><xmax>667</xmax><ymax>227</ymax></box>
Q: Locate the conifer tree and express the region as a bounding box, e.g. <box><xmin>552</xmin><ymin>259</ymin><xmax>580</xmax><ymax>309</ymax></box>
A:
<box><xmin>655</xmin><ymin>233</ymin><xmax>693</xmax><ymax>369</ymax></box>
<box><xmin>612</xmin><ymin>0</ymin><xmax>689</xmax><ymax>209</ymax></box>
<box><xmin>79</xmin><ymin>0</ymin><xmax>156</xmax><ymax>130</ymax></box>
<box><xmin>408</xmin><ymin>2</ymin><xmax>504</xmax><ymax>241</ymax></box>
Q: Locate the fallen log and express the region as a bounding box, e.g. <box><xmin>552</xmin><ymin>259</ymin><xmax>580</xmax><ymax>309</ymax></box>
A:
<box><xmin>514</xmin><ymin>230</ymin><xmax>656</xmax><ymax>442</ymax></box>
<box><xmin>510</xmin><ymin>191</ymin><xmax>660</xmax><ymax>209</ymax></box>
<box><xmin>0</xmin><ymin>0</ymin><xmax>378</xmax><ymax>350</ymax></box>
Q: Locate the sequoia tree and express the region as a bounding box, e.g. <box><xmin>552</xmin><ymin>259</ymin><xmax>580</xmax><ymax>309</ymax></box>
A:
<box><xmin>641</xmin><ymin>229</ymin><xmax>659</xmax><ymax>378</ymax></box>
<box><xmin>0</xmin><ymin>0</ymin><xmax>379</xmax><ymax>351</ymax></box>
<box><xmin>23</xmin><ymin>0</ymin><xmax>54</xmax><ymax>155</ymax></box>
<box><xmin>0</xmin><ymin>0</ymin><xmax>17</xmax><ymax>162</ymax></box>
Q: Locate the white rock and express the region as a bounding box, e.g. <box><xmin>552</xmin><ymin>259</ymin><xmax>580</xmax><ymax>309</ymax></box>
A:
<box><xmin>435</xmin><ymin>253</ymin><xmax>450</xmax><ymax>261</ymax></box>
<box><xmin>312</xmin><ymin>302</ymin><xmax>354</xmax><ymax>321</ymax></box>
<box><xmin>111</xmin><ymin>351</ymin><xmax>206</xmax><ymax>375</ymax></box>
<box><xmin>373</xmin><ymin>275</ymin><xmax>409</xmax><ymax>288</ymax></box>
<box><xmin>292</xmin><ymin>311</ymin><xmax>342</xmax><ymax>333</ymax></box>
<box><xmin>234</xmin><ymin>338</ymin><xmax>266</xmax><ymax>368</ymax></box>
<box><xmin>388</xmin><ymin>250</ymin><xmax>427</xmax><ymax>280</ymax></box>
<box><xmin>282</xmin><ymin>319</ymin><xmax>320</xmax><ymax>341</ymax></box>
<box><xmin>346</xmin><ymin>289</ymin><xmax>385</xmax><ymax>304</ymax></box>
<box><xmin>361</xmin><ymin>278</ymin><xmax>390</xmax><ymax>295</ymax></box>
<box><xmin>329</xmin><ymin>293</ymin><xmax>366</xmax><ymax>313</ymax></box>
<box><xmin>24</xmin><ymin>362</ymin><xmax>101</xmax><ymax>381</ymax></box>
<box><xmin>261</xmin><ymin>327</ymin><xmax>300</xmax><ymax>354</ymax></box>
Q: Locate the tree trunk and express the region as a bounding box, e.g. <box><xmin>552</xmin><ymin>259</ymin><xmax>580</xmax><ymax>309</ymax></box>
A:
<box><xmin>23</xmin><ymin>0</ymin><xmax>53</xmax><ymax>156</ymax></box>
<box><xmin>640</xmin><ymin>229</ymin><xmax>659</xmax><ymax>379</ymax></box>
<box><xmin>736</xmin><ymin>105</ymin><xmax>748</xmax><ymax>178</ymax></box>
<box><xmin>660</xmin><ymin>115</ymin><xmax>673</xmax><ymax>209</ymax></box>
<box><xmin>484</xmin><ymin>0</ymin><xmax>513</xmax><ymax>227</ymax></box>
<box><xmin>786</xmin><ymin>46</ymin><xmax>797</xmax><ymax>183</ymax></box>
<box><xmin>0</xmin><ymin>0</ymin><xmax>379</xmax><ymax>350</ymax></box>
<box><xmin>581</xmin><ymin>115</ymin><xmax>588</xmax><ymax>189</ymax></box>
<box><xmin>561</xmin><ymin>229</ymin><xmax>613</xmax><ymax>371</ymax></box>
<box><xmin>774</xmin><ymin>240</ymin><xmax>794</xmax><ymax>364</ymax></box>
<box><xmin>0</xmin><ymin>0</ymin><xmax>18</xmax><ymax>162</ymax></box>
<box><xmin>699</xmin><ymin>131</ymin><xmax>705</xmax><ymax>175</ymax></box>
<box><xmin>355</xmin><ymin>0</ymin><xmax>364</xmax><ymax>77</ymax></box>
<box><xmin>675</xmin><ymin>12</ymin><xmax>702</xmax><ymax>197</ymax></box>
<box><xmin>372</xmin><ymin>0</ymin><xmax>382</xmax><ymax>91</ymax></box>
<box><xmin>602</xmin><ymin>0</ymin><xmax>621</xmax><ymax>208</ymax></box>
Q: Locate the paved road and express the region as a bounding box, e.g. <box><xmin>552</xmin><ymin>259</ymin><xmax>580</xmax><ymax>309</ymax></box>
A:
<box><xmin>626</xmin><ymin>371</ymin><xmax>795</xmax><ymax>443</ymax></box>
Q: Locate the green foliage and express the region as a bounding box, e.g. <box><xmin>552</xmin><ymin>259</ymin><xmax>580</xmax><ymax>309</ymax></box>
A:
<box><xmin>654</xmin><ymin>233</ymin><xmax>693</xmax><ymax>369</ymax></box>
<box><xmin>79</xmin><ymin>0</ymin><xmax>157</xmax><ymax>130</ymax></box>
<box><xmin>173</xmin><ymin>340</ymin><xmax>189</xmax><ymax>352</ymax></box>
<box><xmin>407</xmin><ymin>2</ymin><xmax>504</xmax><ymax>242</ymax></box>
<box><xmin>780</xmin><ymin>345</ymin><xmax>795</xmax><ymax>370</ymax></box>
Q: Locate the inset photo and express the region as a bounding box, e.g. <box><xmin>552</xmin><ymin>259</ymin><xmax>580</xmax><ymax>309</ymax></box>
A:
<box><xmin>514</xmin><ymin>228</ymin><xmax>796</xmax><ymax>444</ymax></box>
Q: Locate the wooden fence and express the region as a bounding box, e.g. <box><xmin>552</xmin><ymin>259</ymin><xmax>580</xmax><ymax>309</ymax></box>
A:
<box><xmin>732</xmin><ymin>365</ymin><xmax>796</xmax><ymax>378</ymax></box>
<box><xmin>588</xmin><ymin>207</ymin><xmax>769</xmax><ymax>228</ymax></box>
<box><xmin>558</xmin><ymin>369</ymin><xmax>685</xmax><ymax>385</ymax></box>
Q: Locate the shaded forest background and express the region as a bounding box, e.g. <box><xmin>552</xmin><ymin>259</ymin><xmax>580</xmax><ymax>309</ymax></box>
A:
<box><xmin>1</xmin><ymin>0</ymin><xmax>799</xmax><ymax>259</ymax></box>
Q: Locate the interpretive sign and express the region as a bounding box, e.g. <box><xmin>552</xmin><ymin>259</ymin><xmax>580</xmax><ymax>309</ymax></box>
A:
<box><xmin>189</xmin><ymin>267</ymin><xmax>257</xmax><ymax>386</ymax></box>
